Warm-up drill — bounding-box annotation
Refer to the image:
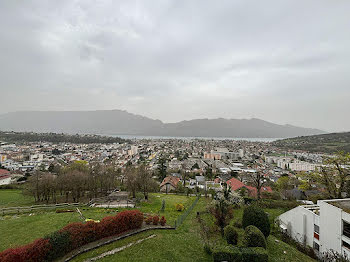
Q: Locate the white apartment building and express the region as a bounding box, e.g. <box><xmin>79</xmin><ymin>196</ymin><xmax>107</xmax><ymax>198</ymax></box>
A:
<box><xmin>278</xmin><ymin>199</ymin><xmax>350</xmax><ymax>258</ymax></box>
<box><xmin>276</xmin><ymin>157</ymin><xmax>292</xmax><ymax>169</ymax></box>
<box><xmin>289</xmin><ymin>161</ymin><xmax>317</xmax><ymax>172</ymax></box>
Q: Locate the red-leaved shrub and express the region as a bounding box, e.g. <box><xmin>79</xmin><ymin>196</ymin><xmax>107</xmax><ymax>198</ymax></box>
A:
<box><xmin>0</xmin><ymin>210</ymin><xmax>144</xmax><ymax>262</ymax></box>
<box><xmin>145</xmin><ymin>216</ymin><xmax>153</xmax><ymax>225</ymax></box>
<box><xmin>0</xmin><ymin>238</ymin><xmax>50</xmax><ymax>262</ymax></box>
<box><xmin>160</xmin><ymin>216</ymin><xmax>166</xmax><ymax>226</ymax></box>
<box><xmin>61</xmin><ymin>221</ymin><xmax>100</xmax><ymax>249</ymax></box>
<box><xmin>152</xmin><ymin>215</ymin><xmax>159</xmax><ymax>225</ymax></box>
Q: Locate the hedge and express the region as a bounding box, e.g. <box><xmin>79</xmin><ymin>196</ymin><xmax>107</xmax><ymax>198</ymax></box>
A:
<box><xmin>241</xmin><ymin>247</ymin><xmax>268</xmax><ymax>262</ymax></box>
<box><xmin>242</xmin><ymin>206</ymin><xmax>270</xmax><ymax>237</ymax></box>
<box><xmin>212</xmin><ymin>246</ymin><xmax>268</xmax><ymax>262</ymax></box>
<box><xmin>212</xmin><ymin>245</ymin><xmax>242</xmax><ymax>262</ymax></box>
<box><xmin>243</xmin><ymin>225</ymin><xmax>267</xmax><ymax>249</ymax></box>
<box><xmin>224</xmin><ymin>225</ymin><xmax>238</xmax><ymax>245</ymax></box>
<box><xmin>0</xmin><ymin>210</ymin><xmax>144</xmax><ymax>262</ymax></box>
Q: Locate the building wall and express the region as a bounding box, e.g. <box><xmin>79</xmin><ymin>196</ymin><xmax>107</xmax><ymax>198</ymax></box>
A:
<box><xmin>0</xmin><ymin>177</ymin><xmax>11</xmax><ymax>185</ymax></box>
<box><xmin>318</xmin><ymin>201</ymin><xmax>342</xmax><ymax>254</ymax></box>
<box><xmin>278</xmin><ymin>206</ymin><xmax>316</xmax><ymax>247</ymax></box>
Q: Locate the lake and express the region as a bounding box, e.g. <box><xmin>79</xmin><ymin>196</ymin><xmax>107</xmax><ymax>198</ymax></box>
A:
<box><xmin>104</xmin><ymin>134</ymin><xmax>280</xmax><ymax>142</ymax></box>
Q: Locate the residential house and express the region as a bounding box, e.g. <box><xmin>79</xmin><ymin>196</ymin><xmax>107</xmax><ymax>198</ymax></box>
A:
<box><xmin>226</xmin><ymin>177</ymin><xmax>272</xmax><ymax>198</ymax></box>
<box><xmin>160</xmin><ymin>176</ymin><xmax>180</xmax><ymax>193</ymax></box>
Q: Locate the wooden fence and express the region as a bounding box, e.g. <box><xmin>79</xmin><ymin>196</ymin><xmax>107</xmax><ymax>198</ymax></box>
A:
<box><xmin>0</xmin><ymin>203</ymin><xmax>85</xmax><ymax>215</ymax></box>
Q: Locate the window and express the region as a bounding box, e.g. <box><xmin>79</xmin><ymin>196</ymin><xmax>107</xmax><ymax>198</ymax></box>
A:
<box><xmin>343</xmin><ymin>221</ymin><xmax>350</xmax><ymax>238</ymax></box>
<box><xmin>314</xmin><ymin>224</ymin><xmax>319</xmax><ymax>233</ymax></box>
<box><xmin>343</xmin><ymin>241</ymin><xmax>350</xmax><ymax>250</ymax></box>
<box><xmin>313</xmin><ymin>241</ymin><xmax>320</xmax><ymax>251</ymax></box>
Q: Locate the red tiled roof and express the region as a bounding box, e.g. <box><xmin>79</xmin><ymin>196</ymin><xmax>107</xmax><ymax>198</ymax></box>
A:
<box><xmin>226</xmin><ymin>177</ymin><xmax>272</xmax><ymax>197</ymax></box>
<box><xmin>0</xmin><ymin>175</ymin><xmax>10</xmax><ymax>180</ymax></box>
<box><xmin>160</xmin><ymin>176</ymin><xmax>180</xmax><ymax>188</ymax></box>
<box><xmin>226</xmin><ymin>177</ymin><xmax>246</xmax><ymax>191</ymax></box>
<box><xmin>0</xmin><ymin>169</ymin><xmax>10</xmax><ymax>176</ymax></box>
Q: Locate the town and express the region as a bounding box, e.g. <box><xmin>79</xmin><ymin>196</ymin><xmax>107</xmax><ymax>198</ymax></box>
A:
<box><xmin>0</xmin><ymin>136</ymin><xmax>326</xmax><ymax>200</ymax></box>
<box><xmin>1</xmin><ymin>133</ymin><xmax>349</xmax><ymax>261</ymax></box>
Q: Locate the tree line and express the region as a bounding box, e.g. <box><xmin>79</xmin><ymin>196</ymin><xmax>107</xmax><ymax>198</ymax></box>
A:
<box><xmin>0</xmin><ymin>131</ymin><xmax>128</xmax><ymax>144</ymax></box>
<box><xmin>24</xmin><ymin>161</ymin><xmax>159</xmax><ymax>203</ymax></box>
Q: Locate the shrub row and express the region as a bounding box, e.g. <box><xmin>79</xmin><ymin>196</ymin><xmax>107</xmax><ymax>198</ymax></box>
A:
<box><xmin>212</xmin><ymin>246</ymin><xmax>268</xmax><ymax>262</ymax></box>
<box><xmin>256</xmin><ymin>199</ymin><xmax>299</xmax><ymax>210</ymax></box>
<box><xmin>145</xmin><ymin>215</ymin><xmax>167</xmax><ymax>226</ymax></box>
<box><xmin>0</xmin><ymin>210</ymin><xmax>144</xmax><ymax>262</ymax></box>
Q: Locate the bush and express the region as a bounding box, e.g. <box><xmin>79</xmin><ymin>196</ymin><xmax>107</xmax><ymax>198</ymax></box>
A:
<box><xmin>212</xmin><ymin>246</ymin><xmax>268</xmax><ymax>262</ymax></box>
<box><xmin>0</xmin><ymin>238</ymin><xmax>50</xmax><ymax>262</ymax></box>
<box><xmin>145</xmin><ymin>216</ymin><xmax>153</xmax><ymax>225</ymax></box>
<box><xmin>241</xmin><ymin>247</ymin><xmax>268</xmax><ymax>262</ymax></box>
<box><xmin>243</xmin><ymin>226</ymin><xmax>266</xmax><ymax>249</ymax></box>
<box><xmin>175</xmin><ymin>203</ymin><xmax>185</xmax><ymax>211</ymax></box>
<box><xmin>212</xmin><ymin>245</ymin><xmax>241</xmax><ymax>262</ymax></box>
<box><xmin>0</xmin><ymin>210</ymin><xmax>144</xmax><ymax>262</ymax></box>
<box><xmin>224</xmin><ymin>226</ymin><xmax>238</xmax><ymax>245</ymax></box>
<box><xmin>242</xmin><ymin>206</ymin><xmax>270</xmax><ymax>237</ymax></box>
<box><xmin>60</xmin><ymin>221</ymin><xmax>99</xmax><ymax>249</ymax></box>
<box><xmin>152</xmin><ymin>215</ymin><xmax>159</xmax><ymax>225</ymax></box>
<box><xmin>261</xmin><ymin>191</ymin><xmax>281</xmax><ymax>200</ymax></box>
<box><xmin>160</xmin><ymin>216</ymin><xmax>166</xmax><ymax>226</ymax></box>
<box><xmin>232</xmin><ymin>219</ymin><xmax>242</xmax><ymax>228</ymax></box>
<box><xmin>45</xmin><ymin>231</ymin><xmax>71</xmax><ymax>260</ymax></box>
<box><xmin>257</xmin><ymin>199</ymin><xmax>298</xmax><ymax>209</ymax></box>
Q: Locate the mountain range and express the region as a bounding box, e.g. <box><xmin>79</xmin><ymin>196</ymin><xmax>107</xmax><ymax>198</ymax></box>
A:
<box><xmin>0</xmin><ymin>110</ymin><xmax>325</xmax><ymax>138</ymax></box>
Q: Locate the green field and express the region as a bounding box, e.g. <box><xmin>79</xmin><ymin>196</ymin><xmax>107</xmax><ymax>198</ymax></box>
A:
<box><xmin>0</xmin><ymin>189</ymin><xmax>34</xmax><ymax>207</ymax></box>
<box><xmin>71</xmin><ymin>200</ymin><xmax>315</xmax><ymax>262</ymax></box>
<box><xmin>0</xmin><ymin>192</ymin><xmax>195</xmax><ymax>251</ymax></box>
<box><xmin>71</xmin><ymin>199</ymin><xmax>211</xmax><ymax>262</ymax></box>
<box><xmin>0</xmin><ymin>190</ymin><xmax>315</xmax><ymax>261</ymax></box>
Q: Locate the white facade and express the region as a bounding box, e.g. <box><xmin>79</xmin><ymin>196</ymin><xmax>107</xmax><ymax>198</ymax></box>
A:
<box><xmin>0</xmin><ymin>176</ymin><xmax>11</xmax><ymax>185</ymax></box>
<box><xmin>289</xmin><ymin>161</ymin><xmax>317</xmax><ymax>172</ymax></box>
<box><xmin>278</xmin><ymin>199</ymin><xmax>350</xmax><ymax>258</ymax></box>
<box><xmin>277</xmin><ymin>158</ymin><xmax>292</xmax><ymax>169</ymax></box>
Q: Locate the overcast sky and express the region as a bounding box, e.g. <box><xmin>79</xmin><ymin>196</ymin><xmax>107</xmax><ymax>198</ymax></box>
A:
<box><xmin>0</xmin><ymin>1</ymin><xmax>349</xmax><ymax>132</ymax></box>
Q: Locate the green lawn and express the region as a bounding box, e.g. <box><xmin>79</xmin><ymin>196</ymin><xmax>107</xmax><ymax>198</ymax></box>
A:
<box><xmin>71</xmin><ymin>198</ymin><xmax>212</xmax><ymax>262</ymax></box>
<box><xmin>199</xmin><ymin>206</ymin><xmax>315</xmax><ymax>262</ymax></box>
<box><xmin>0</xmin><ymin>192</ymin><xmax>196</xmax><ymax>252</ymax></box>
<box><xmin>137</xmin><ymin>193</ymin><xmax>196</xmax><ymax>225</ymax></box>
<box><xmin>0</xmin><ymin>189</ymin><xmax>34</xmax><ymax>207</ymax></box>
<box><xmin>0</xmin><ymin>191</ymin><xmax>316</xmax><ymax>262</ymax></box>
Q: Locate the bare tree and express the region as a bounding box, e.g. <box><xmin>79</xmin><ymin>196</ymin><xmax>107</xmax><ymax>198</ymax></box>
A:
<box><xmin>248</xmin><ymin>171</ymin><xmax>265</xmax><ymax>200</ymax></box>
<box><xmin>137</xmin><ymin>164</ymin><xmax>157</xmax><ymax>200</ymax></box>
<box><xmin>125</xmin><ymin>166</ymin><xmax>138</xmax><ymax>198</ymax></box>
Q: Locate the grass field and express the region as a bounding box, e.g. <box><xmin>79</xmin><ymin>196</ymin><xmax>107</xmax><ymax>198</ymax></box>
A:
<box><xmin>0</xmin><ymin>190</ymin><xmax>315</xmax><ymax>261</ymax></box>
<box><xmin>0</xmin><ymin>189</ymin><xmax>34</xmax><ymax>207</ymax></box>
<box><xmin>0</xmin><ymin>192</ymin><xmax>195</xmax><ymax>251</ymax></box>
<box><xmin>71</xmin><ymin>199</ymin><xmax>315</xmax><ymax>262</ymax></box>
<box><xmin>71</xmin><ymin>198</ymin><xmax>212</xmax><ymax>262</ymax></box>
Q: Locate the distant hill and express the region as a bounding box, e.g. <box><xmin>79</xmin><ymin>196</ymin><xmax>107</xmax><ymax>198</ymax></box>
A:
<box><xmin>273</xmin><ymin>132</ymin><xmax>350</xmax><ymax>153</ymax></box>
<box><xmin>0</xmin><ymin>131</ymin><xmax>127</xmax><ymax>144</ymax></box>
<box><xmin>0</xmin><ymin>110</ymin><xmax>325</xmax><ymax>138</ymax></box>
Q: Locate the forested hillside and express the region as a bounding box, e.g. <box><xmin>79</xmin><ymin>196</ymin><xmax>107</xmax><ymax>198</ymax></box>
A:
<box><xmin>273</xmin><ymin>132</ymin><xmax>350</xmax><ymax>153</ymax></box>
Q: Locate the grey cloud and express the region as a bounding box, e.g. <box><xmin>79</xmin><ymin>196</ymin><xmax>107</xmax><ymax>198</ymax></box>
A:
<box><xmin>0</xmin><ymin>0</ymin><xmax>349</xmax><ymax>132</ymax></box>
